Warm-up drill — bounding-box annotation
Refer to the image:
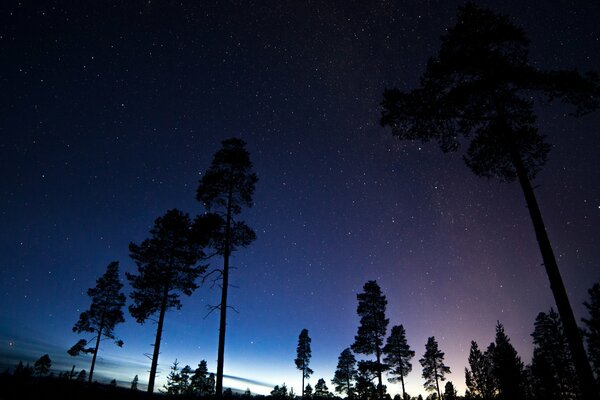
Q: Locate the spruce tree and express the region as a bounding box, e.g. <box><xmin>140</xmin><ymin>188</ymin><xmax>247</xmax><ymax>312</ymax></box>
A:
<box><xmin>68</xmin><ymin>260</ymin><xmax>125</xmax><ymax>383</ymax></box>
<box><xmin>530</xmin><ymin>309</ymin><xmax>579</xmax><ymax>399</ymax></box>
<box><xmin>491</xmin><ymin>322</ymin><xmax>525</xmax><ymax>400</ymax></box>
<box><xmin>196</xmin><ymin>138</ymin><xmax>258</xmax><ymax>398</ymax></box>
<box><xmin>465</xmin><ymin>341</ymin><xmax>496</xmax><ymax>400</ymax></box>
<box><xmin>332</xmin><ymin>347</ymin><xmax>358</xmax><ymax>398</ymax></box>
<box><xmin>127</xmin><ymin>209</ymin><xmax>207</xmax><ymax>394</ymax></box>
<box><xmin>352</xmin><ymin>280</ymin><xmax>389</xmax><ymax>400</ymax></box>
<box><xmin>295</xmin><ymin>328</ymin><xmax>314</xmax><ymax>398</ymax></box>
<box><xmin>379</xmin><ymin>3</ymin><xmax>599</xmax><ymax>396</ymax></box>
<box><xmin>383</xmin><ymin>325</ymin><xmax>414</xmax><ymax>400</ymax></box>
<box><xmin>419</xmin><ymin>336</ymin><xmax>451</xmax><ymax>400</ymax></box>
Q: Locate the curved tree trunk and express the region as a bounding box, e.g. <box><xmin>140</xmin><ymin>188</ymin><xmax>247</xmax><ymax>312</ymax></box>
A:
<box><xmin>88</xmin><ymin>313</ymin><xmax>105</xmax><ymax>383</ymax></box>
<box><xmin>510</xmin><ymin>143</ymin><xmax>598</xmax><ymax>399</ymax></box>
<box><xmin>148</xmin><ymin>287</ymin><xmax>169</xmax><ymax>394</ymax></box>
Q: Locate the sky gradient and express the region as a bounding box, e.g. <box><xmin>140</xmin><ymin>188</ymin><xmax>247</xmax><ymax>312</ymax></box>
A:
<box><xmin>1</xmin><ymin>1</ymin><xmax>600</xmax><ymax>397</ymax></box>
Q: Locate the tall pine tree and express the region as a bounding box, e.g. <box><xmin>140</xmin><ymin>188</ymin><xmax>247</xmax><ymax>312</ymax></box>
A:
<box><xmin>383</xmin><ymin>325</ymin><xmax>414</xmax><ymax>400</ymax></box>
<box><xmin>379</xmin><ymin>3</ymin><xmax>599</xmax><ymax>396</ymax></box>
<box><xmin>352</xmin><ymin>280</ymin><xmax>389</xmax><ymax>400</ymax></box>
<box><xmin>419</xmin><ymin>336</ymin><xmax>451</xmax><ymax>400</ymax></box>
<box><xmin>127</xmin><ymin>209</ymin><xmax>207</xmax><ymax>394</ymax></box>
<box><xmin>68</xmin><ymin>260</ymin><xmax>125</xmax><ymax>383</ymax></box>
<box><xmin>295</xmin><ymin>328</ymin><xmax>314</xmax><ymax>398</ymax></box>
<box><xmin>196</xmin><ymin>138</ymin><xmax>258</xmax><ymax>398</ymax></box>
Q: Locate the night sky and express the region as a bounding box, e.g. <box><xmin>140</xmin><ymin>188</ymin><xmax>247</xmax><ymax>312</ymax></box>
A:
<box><xmin>1</xmin><ymin>1</ymin><xmax>600</xmax><ymax>397</ymax></box>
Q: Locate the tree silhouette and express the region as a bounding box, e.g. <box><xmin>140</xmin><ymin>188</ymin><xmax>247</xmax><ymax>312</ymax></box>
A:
<box><xmin>582</xmin><ymin>282</ymin><xmax>600</xmax><ymax>382</ymax></box>
<box><xmin>379</xmin><ymin>3</ymin><xmax>599</xmax><ymax>396</ymax></box>
<box><xmin>419</xmin><ymin>336</ymin><xmax>450</xmax><ymax>400</ymax></box>
<box><xmin>305</xmin><ymin>383</ymin><xmax>314</xmax><ymax>398</ymax></box>
<box><xmin>127</xmin><ymin>209</ymin><xmax>207</xmax><ymax>394</ymax></box>
<box><xmin>529</xmin><ymin>308</ymin><xmax>578</xmax><ymax>400</ymax></box>
<box><xmin>443</xmin><ymin>381</ymin><xmax>457</xmax><ymax>400</ymax></box>
<box><xmin>355</xmin><ymin>360</ymin><xmax>381</xmax><ymax>400</ymax></box>
<box><xmin>191</xmin><ymin>360</ymin><xmax>216</xmax><ymax>396</ymax></box>
<box><xmin>164</xmin><ymin>359</ymin><xmax>183</xmax><ymax>395</ymax></box>
<box><xmin>33</xmin><ymin>354</ymin><xmax>51</xmax><ymax>377</ymax></box>
<box><xmin>491</xmin><ymin>322</ymin><xmax>525</xmax><ymax>400</ymax></box>
<box><xmin>295</xmin><ymin>328</ymin><xmax>314</xmax><ymax>398</ymax></box>
<box><xmin>352</xmin><ymin>280</ymin><xmax>389</xmax><ymax>400</ymax></box>
<box><xmin>332</xmin><ymin>347</ymin><xmax>358</xmax><ymax>398</ymax></box>
<box><xmin>68</xmin><ymin>260</ymin><xmax>125</xmax><ymax>383</ymax></box>
<box><xmin>131</xmin><ymin>374</ymin><xmax>139</xmax><ymax>390</ymax></box>
<box><xmin>314</xmin><ymin>378</ymin><xmax>331</xmax><ymax>399</ymax></box>
<box><xmin>383</xmin><ymin>325</ymin><xmax>414</xmax><ymax>400</ymax></box>
<box><xmin>196</xmin><ymin>137</ymin><xmax>258</xmax><ymax>398</ymax></box>
<box><xmin>465</xmin><ymin>341</ymin><xmax>496</xmax><ymax>400</ymax></box>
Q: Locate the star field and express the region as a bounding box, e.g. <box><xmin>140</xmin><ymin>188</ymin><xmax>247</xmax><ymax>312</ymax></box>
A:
<box><xmin>1</xmin><ymin>1</ymin><xmax>600</xmax><ymax>397</ymax></box>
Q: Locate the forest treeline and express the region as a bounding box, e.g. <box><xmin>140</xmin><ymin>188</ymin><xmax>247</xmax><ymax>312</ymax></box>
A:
<box><xmin>3</xmin><ymin>280</ymin><xmax>600</xmax><ymax>400</ymax></box>
<box><xmin>4</xmin><ymin>1</ymin><xmax>600</xmax><ymax>399</ymax></box>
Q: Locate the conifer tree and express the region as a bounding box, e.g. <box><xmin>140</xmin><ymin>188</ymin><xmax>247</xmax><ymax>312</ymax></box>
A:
<box><xmin>465</xmin><ymin>341</ymin><xmax>496</xmax><ymax>400</ymax></box>
<box><xmin>191</xmin><ymin>360</ymin><xmax>215</xmax><ymax>396</ymax></box>
<box><xmin>419</xmin><ymin>336</ymin><xmax>451</xmax><ymax>400</ymax></box>
<box><xmin>68</xmin><ymin>260</ymin><xmax>125</xmax><ymax>383</ymax></box>
<box><xmin>443</xmin><ymin>382</ymin><xmax>457</xmax><ymax>400</ymax></box>
<box><xmin>164</xmin><ymin>359</ymin><xmax>183</xmax><ymax>395</ymax></box>
<box><xmin>530</xmin><ymin>309</ymin><xmax>579</xmax><ymax>399</ymax></box>
<box><xmin>383</xmin><ymin>325</ymin><xmax>414</xmax><ymax>400</ymax></box>
<box><xmin>33</xmin><ymin>354</ymin><xmax>52</xmax><ymax>377</ymax></box>
<box><xmin>314</xmin><ymin>378</ymin><xmax>331</xmax><ymax>398</ymax></box>
<box><xmin>127</xmin><ymin>209</ymin><xmax>207</xmax><ymax>394</ymax></box>
<box><xmin>131</xmin><ymin>374</ymin><xmax>139</xmax><ymax>390</ymax></box>
<box><xmin>379</xmin><ymin>3</ymin><xmax>599</xmax><ymax>396</ymax></box>
<box><xmin>491</xmin><ymin>322</ymin><xmax>525</xmax><ymax>400</ymax></box>
<box><xmin>296</xmin><ymin>328</ymin><xmax>314</xmax><ymax>398</ymax></box>
<box><xmin>305</xmin><ymin>383</ymin><xmax>314</xmax><ymax>398</ymax></box>
<box><xmin>332</xmin><ymin>347</ymin><xmax>358</xmax><ymax>397</ymax></box>
<box><xmin>352</xmin><ymin>280</ymin><xmax>389</xmax><ymax>400</ymax></box>
<box><xmin>196</xmin><ymin>138</ymin><xmax>258</xmax><ymax>398</ymax></box>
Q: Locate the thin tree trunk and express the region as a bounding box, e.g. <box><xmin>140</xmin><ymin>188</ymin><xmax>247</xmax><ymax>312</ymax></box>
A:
<box><xmin>434</xmin><ymin>363</ymin><xmax>441</xmax><ymax>400</ymax></box>
<box><xmin>400</xmin><ymin>375</ymin><xmax>406</xmax><ymax>400</ymax></box>
<box><xmin>148</xmin><ymin>287</ymin><xmax>169</xmax><ymax>394</ymax></box>
<box><xmin>302</xmin><ymin>371</ymin><xmax>305</xmax><ymax>400</ymax></box>
<box><xmin>510</xmin><ymin>143</ymin><xmax>598</xmax><ymax>400</ymax></box>
<box><xmin>347</xmin><ymin>369</ymin><xmax>351</xmax><ymax>399</ymax></box>
<box><xmin>376</xmin><ymin>347</ymin><xmax>383</xmax><ymax>400</ymax></box>
<box><xmin>88</xmin><ymin>313</ymin><xmax>105</xmax><ymax>383</ymax></box>
<box><xmin>216</xmin><ymin>186</ymin><xmax>234</xmax><ymax>399</ymax></box>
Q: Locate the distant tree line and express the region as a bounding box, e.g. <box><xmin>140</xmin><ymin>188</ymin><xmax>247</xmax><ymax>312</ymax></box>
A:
<box><xmin>285</xmin><ymin>280</ymin><xmax>600</xmax><ymax>400</ymax></box>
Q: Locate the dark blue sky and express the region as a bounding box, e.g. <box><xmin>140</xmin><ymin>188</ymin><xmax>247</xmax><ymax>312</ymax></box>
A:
<box><xmin>1</xmin><ymin>1</ymin><xmax>599</xmax><ymax>397</ymax></box>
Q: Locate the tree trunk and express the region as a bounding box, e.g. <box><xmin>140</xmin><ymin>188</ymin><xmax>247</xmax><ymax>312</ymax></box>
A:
<box><xmin>376</xmin><ymin>347</ymin><xmax>383</xmax><ymax>400</ymax></box>
<box><xmin>88</xmin><ymin>313</ymin><xmax>105</xmax><ymax>383</ymax></box>
<box><xmin>510</xmin><ymin>143</ymin><xmax>598</xmax><ymax>400</ymax></box>
<box><xmin>148</xmin><ymin>287</ymin><xmax>169</xmax><ymax>394</ymax></box>
<box><xmin>400</xmin><ymin>375</ymin><xmax>406</xmax><ymax>400</ymax></box>
<box><xmin>216</xmin><ymin>186</ymin><xmax>234</xmax><ymax>399</ymax></box>
<box><xmin>302</xmin><ymin>371</ymin><xmax>305</xmax><ymax>400</ymax></box>
<box><xmin>434</xmin><ymin>363</ymin><xmax>441</xmax><ymax>400</ymax></box>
